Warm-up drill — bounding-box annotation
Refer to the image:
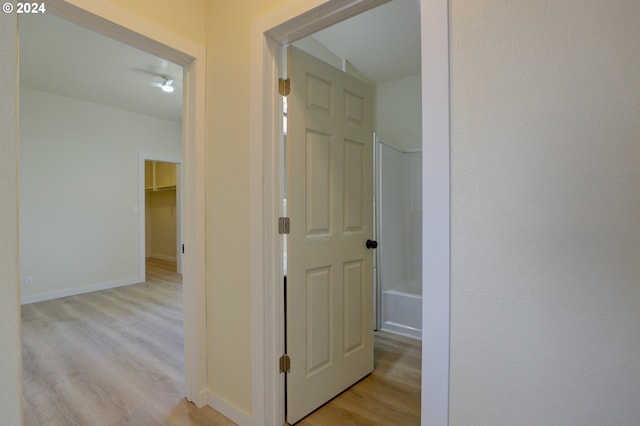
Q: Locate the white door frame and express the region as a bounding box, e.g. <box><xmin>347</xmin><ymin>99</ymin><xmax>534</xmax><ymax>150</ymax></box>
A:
<box><xmin>43</xmin><ymin>0</ymin><xmax>208</xmax><ymax>407</ymax></box>
<box><xmin>249</xmin><ymin>1</ymin><xmax>451</xmax><ymax>425</ymax></box>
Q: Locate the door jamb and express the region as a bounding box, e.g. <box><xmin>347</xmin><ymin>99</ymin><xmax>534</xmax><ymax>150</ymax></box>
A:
<box><xmin>43</xmin><ymin>0</ymin><xmax>208</xmax><ymax>407</ymax></box>
<box><xmin>249</xmin><ymin>1</ymin><xmax>451</xmax><ymax>425</ymax></box>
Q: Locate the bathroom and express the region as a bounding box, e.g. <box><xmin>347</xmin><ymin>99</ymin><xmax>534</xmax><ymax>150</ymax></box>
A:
<box><xmin>375</xmin><ymin>74</ymin><xmax>422</xmax><ymax>340</ymax></box>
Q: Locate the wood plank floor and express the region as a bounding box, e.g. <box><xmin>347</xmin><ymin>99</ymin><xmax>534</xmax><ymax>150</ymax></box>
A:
<box><xmin>22</xmin><ymin>258</ymin><xmax>421</xmax><ymax>425</ymax></box>
<box><xmin>21</xmin><ymin>258</ymin><xmax>235</xmax><ymax>426</ymax></box>
<box><xmin>296</xmin><ymin>332</ymin><xmax>421</xmax><ymax>425</ymax></box>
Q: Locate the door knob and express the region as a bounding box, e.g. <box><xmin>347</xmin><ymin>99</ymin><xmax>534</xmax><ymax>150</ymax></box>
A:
<box><xmin>366</xmin><ymin>239</ymin><xmax>378</xmax><ymax>249</ymax></box>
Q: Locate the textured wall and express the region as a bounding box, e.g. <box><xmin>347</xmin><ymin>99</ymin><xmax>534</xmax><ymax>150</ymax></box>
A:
<box><xmin>204</xmin><ymin>0</ymin><xmax>294</xmax><ymax>413</ymax></box>
<box><xmin>0</xmin><ymin>12</ymin><xmax>23</xmax><ymax>426</ymax></box>
<box><xmin>450</xmin><ymin>1</ymin><xmax>640</xmax><ymax>423</ymax></box>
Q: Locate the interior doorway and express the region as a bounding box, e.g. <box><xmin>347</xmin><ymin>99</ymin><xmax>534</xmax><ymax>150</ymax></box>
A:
<box><xmin>16</xmin><ymin>1</ymin><xmax>207</xmax><ymax>407</ymax></box>
<box><xmin>142</xmin><ymin>158</ymin><xmax>183</xmax><ymax>277</ymax></box>
<box><xmin>277</xmin><ymin>0</ymin><xmax>422</xmax><ymax>423</ymax></box>
<box><xmin>250</xmin><ymin>0</ymin><xmax>451</xmax><ymax>424</ymax></box>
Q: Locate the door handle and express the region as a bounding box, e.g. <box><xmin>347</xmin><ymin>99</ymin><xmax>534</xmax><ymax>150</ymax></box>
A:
<box><xmin>366</xmin><ymin>239</ymin><xmax>378</xmax><ymax>249</ymax></box>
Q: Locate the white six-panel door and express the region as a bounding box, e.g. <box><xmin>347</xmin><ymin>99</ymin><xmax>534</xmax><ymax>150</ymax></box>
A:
<box><xmin>286</xmin><ymin>46</ymin><xmax>375</xmax><ymax>424</ymax></box>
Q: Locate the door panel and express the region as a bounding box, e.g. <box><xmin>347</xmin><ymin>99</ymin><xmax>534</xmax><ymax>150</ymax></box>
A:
<box><xmin>344</xmin><ymin>259</ymin><xmax>365</xmax><ymax>353</ymax></box>
<box><xmin>344</xmin><ymin>139</ymin><xmax>365</xmax><ymax>232</ymax></box>
<box><xmin>286</xmin><ymin>45</ymin><xmax>374</xmax><ymax>424</ymax></box>
<box><xmin>306</xmin><ymin>131</ymin><xmax>332</xmax><ymax>235</ymax></box>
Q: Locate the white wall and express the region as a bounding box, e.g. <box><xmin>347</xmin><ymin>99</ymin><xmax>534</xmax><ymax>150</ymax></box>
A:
<box><xmin>375</xmin><ymin>74</ymin><xmax>421</xmax><ymax>151</ymax></box>
<box><xmin>0</xmin><ymin>13</ymin><xmax>23</xmax><ymax>426</ymax></box>
<box><xmin>450</xmin><ymin>0</ymin><xmax>640</xmax><ymax>424</ymax></box>
<box><xmin>19</xmin><ymin>87</ymin><xmax>181</xmax><ymax>303</ymax></box>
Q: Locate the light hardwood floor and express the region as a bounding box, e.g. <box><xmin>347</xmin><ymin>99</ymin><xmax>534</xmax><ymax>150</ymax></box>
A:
<box><xmin>21</xmin><ymin>258</ymin><xmax>235</xmax><ymax>426</ymax></box>
<box><xmin>22</xmin><ymin>259</ymin><xmax>421</xmax><ymax>425</ymax></box>
<box><xmin>296</xmin><ymin>332</ymin><xmax>421</xmax><ymax>425</ymax></box>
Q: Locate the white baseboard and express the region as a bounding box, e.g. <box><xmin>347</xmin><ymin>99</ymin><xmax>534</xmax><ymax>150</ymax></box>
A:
<box><xmin>204</xmin><ymin>389</ymin><xmax>252</xmax><ymax>426</ymax></box>
<box><xmin>381</xmin><ymin>321</ymin><xmax>422</xmax><ymax>340</ymax></box>
<box><xmin>147</xmin><ymin>254</ymin><xmax>177</xmax><ymax>262</ymax></box>
<box><xmin>20</xmin><ymin>276</ymin><xmax>143</xmax><ymax>305</ymax></box>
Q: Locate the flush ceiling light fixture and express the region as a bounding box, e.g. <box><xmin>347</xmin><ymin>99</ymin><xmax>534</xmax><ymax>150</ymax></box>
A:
<box><xmin>151</xmin><ymin>76</ymin><xmax>174</xmax><ymax>93</ymax></box>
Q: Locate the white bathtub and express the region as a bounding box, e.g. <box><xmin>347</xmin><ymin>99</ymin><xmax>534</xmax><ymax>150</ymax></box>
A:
<box><xmin>381</xmin><ymin>282</ymin><xmax>422</xmax><ymax>340</ymax></box>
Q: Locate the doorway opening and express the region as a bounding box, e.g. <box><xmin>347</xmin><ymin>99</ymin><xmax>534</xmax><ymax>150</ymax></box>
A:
<box><xmin>250</xmin><ymin>0</ymin><xmax>450</xmax><ymax>424</ymax></box>
<box><xmin>18</xmin><ymin>13</ymin><xmax>188</xmax><ymax>423</ymax></box>
<box><xmin>142</xmin><ymin>158</ymin><xmax>183</xmax><ymax>276</ymax></box>
<box><xmin>17</xmin><ymin>0</ymin><xmax>208</xmax><ymax>415</ymax></box>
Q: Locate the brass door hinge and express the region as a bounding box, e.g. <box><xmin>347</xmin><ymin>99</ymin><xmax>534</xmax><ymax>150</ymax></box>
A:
<box><xmin>279</xmin><ymin>354</ymin><xmax>291</xmax><ymax>373</ymax></box>
<box><xmin>278</xmin><ymin>78</ymin><xmax>290</xmax><ymax>96</ymax></box>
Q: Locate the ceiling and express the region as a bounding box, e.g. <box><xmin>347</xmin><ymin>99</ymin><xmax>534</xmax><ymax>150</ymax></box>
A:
<box><xmin>306</xmin><ymin>0</ymin><xmax>421</xmax><ymax>84</ymax></box>
<box><xmin>18</xmin><ymin>0</ymin><xmax>420</xmax><ymax>122</ymax></box>
<box><xmin>19</xmin><ymin>13</ymin><xmax>184</xmax><ymax>122</ymax></box>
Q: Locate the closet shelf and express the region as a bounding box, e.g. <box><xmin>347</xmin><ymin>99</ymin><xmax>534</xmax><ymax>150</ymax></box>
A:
<box><xmin>145</xmin><ymin>185</ymin><xmax>176</xmax><ymax>192</ymax></box>
<box><xmin>145</xmin><ymin>160</ymin><xmax>176</xmax><ymax>191</ymax></box>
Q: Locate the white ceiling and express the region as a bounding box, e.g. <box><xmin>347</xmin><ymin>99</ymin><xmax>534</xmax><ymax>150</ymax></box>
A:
<box><xmin>308</xmin><ymin>0</ymin><xmax>421</xmax><ymax>84</ymax></box>
<box><xmin>18</xmin><ymin>0</ymin><xmax>419</xmax><ymax>122</ymax></box>
<box><xmin>19</xmin><ymin>13</ymin><xmax>183</xmax><ymax>122</ymax></box>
